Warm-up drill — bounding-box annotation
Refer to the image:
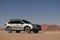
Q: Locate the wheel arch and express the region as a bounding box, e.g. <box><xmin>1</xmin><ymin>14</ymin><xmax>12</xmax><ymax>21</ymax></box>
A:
<box><xmin>24</xmin><ymin>26</ymin><xmax>31</xmax><ymax>30</ymax></box>
<box><xmin>5</xmin><ymin>26</ymin><xmax>11</xmax><ymax>30</ymax></box>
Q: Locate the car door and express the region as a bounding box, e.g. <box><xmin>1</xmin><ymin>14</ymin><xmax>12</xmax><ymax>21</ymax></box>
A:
<box><xmin>8</xmin><ymin>21</ymin><xmax>19</xmax><ymax>30</ymax></box>
<box><xmin>17</xmin><ymin>21</ymin><xmax>24</xmax><ymax>30</ymax></box>
<box><xmin>11</xmin><ymin>21</ymin><xmax>23</xmax><ymax>30</ymax></box>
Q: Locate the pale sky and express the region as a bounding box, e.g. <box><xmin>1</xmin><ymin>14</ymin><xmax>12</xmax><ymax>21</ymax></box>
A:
<box><xmin>0</xmin><ymin>0</ymin><xmax>60</xmax><ymax>28</ymax></box>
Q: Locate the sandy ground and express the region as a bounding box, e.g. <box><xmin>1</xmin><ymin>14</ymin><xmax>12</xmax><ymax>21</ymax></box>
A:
<box><xmin>0</xmin><ymin>31</ymin><xmax>60</xmax><ymax>40</ymax></box>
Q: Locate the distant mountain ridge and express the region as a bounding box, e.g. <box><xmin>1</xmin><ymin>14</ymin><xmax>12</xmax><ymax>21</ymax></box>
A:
<box><xmin>41</xmin><ymin>24</ymin><xmax>60</xmax><ymax>31</ymax></box>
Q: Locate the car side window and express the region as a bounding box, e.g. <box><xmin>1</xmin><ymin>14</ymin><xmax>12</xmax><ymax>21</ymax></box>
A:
<box><xmin>8</xmin><ymin>21</ymin><xmax>23</xmax><ymax>24</ymax></box>
<box><xmin>8</xmin><ymin>21</ymin><xmax>14</xmax><ymax>24</ymax></box>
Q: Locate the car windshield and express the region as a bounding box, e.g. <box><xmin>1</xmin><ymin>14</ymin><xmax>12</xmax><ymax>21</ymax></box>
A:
<box><xmin>22</xmin><ymin>20</ymin><xmax>31</xmax><ymax>24</ymax></box>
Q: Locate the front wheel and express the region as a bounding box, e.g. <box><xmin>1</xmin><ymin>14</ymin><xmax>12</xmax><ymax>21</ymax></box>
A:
<box><xmin>33</xmin><ymin>29</ymin><xmax>39</xmax><ymax>33</ymax></box>
<box><xmin>24</xmin><ymin>27</ymin><xmax>31</xmax><ymax>33</ymax></box>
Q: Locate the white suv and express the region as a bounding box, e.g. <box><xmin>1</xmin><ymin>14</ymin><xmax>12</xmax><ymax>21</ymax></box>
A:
<box><xmin>5</xmin><ymin>19</ymin><xmax>41</xmax><ymax>33</ymax></box>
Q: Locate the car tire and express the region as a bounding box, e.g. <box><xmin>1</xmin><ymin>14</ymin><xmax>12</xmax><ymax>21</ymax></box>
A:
<box><xmin>6</xmin><ymin>27</ymin><xmax>12</xmax><ymax>33</ymax></box>
<box><xmin>16</xmin><ymin>30</ymin><xmax>20</xmax><ymax>33</ymax></box>
<box><xmin>24</xmin><ymin>27</ymin><xmax>31</xmax><ymax>33</ymax></box>
<box><xmin>33</xmin><ymin>29</ymin><xmax>39</xmax><ymax>33</ymax></box>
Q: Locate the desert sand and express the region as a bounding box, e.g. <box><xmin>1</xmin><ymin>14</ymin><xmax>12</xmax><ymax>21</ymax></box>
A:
<box><xmin>0</xmin><ymin>31</ymin><xmax>60</xmax><ymax>40</ymax></box>
<box><xmin>0</xmin><ymin>24</ymin><xmax>60</xmax><ymax>40</ymax></box>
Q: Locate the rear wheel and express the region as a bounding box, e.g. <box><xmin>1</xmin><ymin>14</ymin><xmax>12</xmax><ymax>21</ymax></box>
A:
<box><xmin>16</xmin><ymin>30</ymin><xmax>20</xmax><ymax>33</ymax></box>
<box><xmin>24</xmin><ymin>27</ymin><xmax>31</xmax><ymax>33</ymax></box>
<box><xmin>6</xmin><ymin>27</ymin><xmax>12</xmax><ymax>33</ymax></box>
